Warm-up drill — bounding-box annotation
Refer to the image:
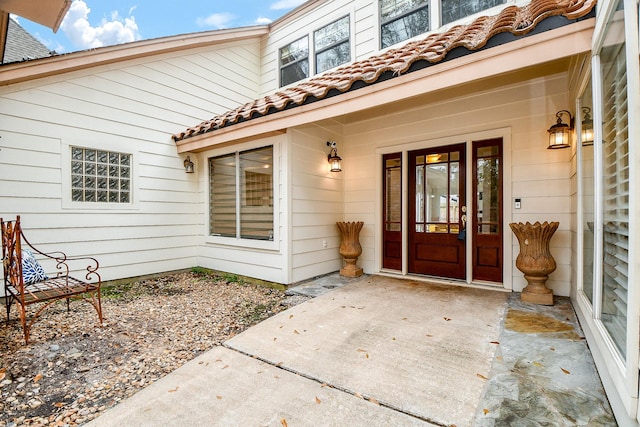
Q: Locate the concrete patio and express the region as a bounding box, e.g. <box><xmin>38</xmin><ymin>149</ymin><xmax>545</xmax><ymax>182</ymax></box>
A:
<box><xmin>87</xmin><ymin>274</ymin><xmax>616</xmax><ymax>426</ymax></box>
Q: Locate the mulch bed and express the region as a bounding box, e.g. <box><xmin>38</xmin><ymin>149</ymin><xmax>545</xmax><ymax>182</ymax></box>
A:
<box><xmin>0</xmin><ymin>271</ymin><xmax>307</xmax><ymax>426</ymax></box>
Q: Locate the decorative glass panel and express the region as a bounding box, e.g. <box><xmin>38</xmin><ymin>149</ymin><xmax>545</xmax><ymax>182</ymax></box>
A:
<box><xmin>599</xmin><ymin>3</ymin><xmax>628</xmax><ymax>358</ymax></box>
<box><xmin>476</xmin><ymin>149</ymin><xmax>500</xmax><ymax>235</ymax></box>
<box><xmin>280</xmin><ymin>37</ymin><xmax>309</xmax><ymax>86</ymax></box>
<box><xmin>380</xmin><ymin>0</ymin><xmax>429</xmax><ymax>48</ymax></box>
<box><xmin>385</xmin><ymin>157</ymin><xmax>402</xmax><ymax>232</ymax></box>
<box><xmin>441</xmin><ymin>0</ymin><xmax>506</xmax><ymax>25</ymax></box>
<box><xmin>414</xmin><ymin>150</ymin><xmax>459</xmax><ymax>233</ymax></box>
<box><xmin>70</xmin><ymin>147</ymin><xmax>132</xmax><ymax>203</ymax></box>
<box><xmin>315</xmin><ymin>16</ymin><xmax>350</xmax><ymax>73</ymax></box>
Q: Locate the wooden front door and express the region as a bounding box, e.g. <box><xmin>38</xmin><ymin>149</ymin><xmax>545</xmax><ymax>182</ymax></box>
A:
<box><xmin>408</xmin><ymin>144</ymin><xmax>466</xmax><ymax>279</ymax></box>
<box><xmin>472</xmin><ymin>138</ymin><xmax>503</xmax><ymax>282</ymax></box>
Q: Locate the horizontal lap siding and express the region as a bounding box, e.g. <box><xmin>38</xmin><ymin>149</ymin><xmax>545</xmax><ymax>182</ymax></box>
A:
<box><xmin>0</xmin><ymin>40</ymin><xmax>262</xmax><ymax>283</ymax></box>
<box><xmin>260</xmin><ymin>0</ymin><xmax>375</xmax><ymax>96</ymax></box>
<box><xmin>342</xmin><ymin>73</ymin><xmax>573</xmax><ymax>295</ymax></box>
<box><xmin>289</xmin><ymin>126</ymin><xmax>343</xmax><ymax>283</ymax></box>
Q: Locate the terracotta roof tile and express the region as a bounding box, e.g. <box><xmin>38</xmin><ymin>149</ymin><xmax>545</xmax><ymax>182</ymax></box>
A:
<box><xmin>173</xmin><ymin>0</ymin><xmax>596</xmax><ymax>142</ymax></box>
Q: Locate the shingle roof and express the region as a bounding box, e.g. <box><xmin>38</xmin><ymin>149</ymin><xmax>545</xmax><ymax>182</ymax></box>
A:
<box><xmin>173</xmin><ymin>0</ymin><xmax>596</xmax><ymax>142</ymax></box>
<box><xmin>2</xmin><ymin>18</ymin><xmax>53</xmax><ymax>64</ymax></box>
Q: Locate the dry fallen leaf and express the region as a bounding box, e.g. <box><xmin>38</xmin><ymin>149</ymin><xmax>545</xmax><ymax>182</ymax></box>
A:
<box><xmin>0</xmin><ymin>372</ymin><xmax>5</xmax><ymax>381</ymax></box>
<box><xmin>357</xmin><ymin>349</ymin><xmax>367</xmax><ymax>352</ymax></box>
<box><xmin>289</xmin><ymin>314</ymin><xmax>294</xmax><ymax>319</ymax></box>
<box><xmin>216</xmin><ymin>395</ymin><xmax>223</xmax><ymax>400</ymax></box>
<box><xmin>550</xmin><ymin>347</ymin><xmax>556</xmax><ymax>351</ymax></box>
<box><xmin>477</xmin><ymin>373</ymin><xmax>488</xmax><ymax>380</ymax></box>
<box><xmin>369</xmin><ymin>397</ymin><xmax>380</xmax><ymax>405</ymax></box>
<box><xmin>54</xmin><ymin>402</ymin><xmax>65</xmax><ymax>408</ymax></box>
<box><xmin>365</xmin><ymin>353</ymin><xmax>369</xmax><ymax>359</ymax></box>
<box><xmin>483</xmin><ymin>409</ymin><xmax>490</xmax><ymax>415</ymax></box>
<box><xmin>281</xmin><ymin>419</ymin><xmax>288</xmax><ymax>427</ymax></box>
<box><xmin>355</xmin><ymin>392</ymin><xmax>363</xmax><ymax>399</ymax></box>
<box><xmin>490</xmin><ymin>341</ymin><xmax>500</xmax><ymax>345</ymax></box>
<box><xmin>444</xmin><ymin>317</ymin><xmax>452</xmax><ymax>321</ymax></box>
<box><xmin>533</xmin><ymin>362</ymin><xmax>544</xmax><ymax>367</ymax></box>
<box><xmin>426</xmin><ymin>334</ymin><xmax>433</xmax><ymax>337</ymax></box>
<box><xmin>561</xmin><ymin>367</ymin><xmax>571</xmax><ymax>375</ymax></box>
<box><xmin>294</xmin><ymin>329</ymin><xmax>300</xmax><ymax>334</ymax></box>
<box><xmin>168</xmin><ymin>386</ymin><xmax>179</xmax><ymax>393</ymax></box>
<box><xmin>33</xmin><ymin>373</ymin><xmax>43</xmax><ymax>383</ymax></box>
<box><xmin>315</xmin><ymin>396</ymin><xmax>321</xmax><ymax>404</ymax></box>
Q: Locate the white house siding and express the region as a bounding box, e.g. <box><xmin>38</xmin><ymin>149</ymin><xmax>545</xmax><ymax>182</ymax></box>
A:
<box><xmin>289</xmin><ymin>124</ymin><xmax>344</xmax><ymax>283</ymax></box>
<box><xmin>341</xmin><ymin>71</ymin><xmax>574</xmax><ymax>295</ymax></box>
<box><xmin>0</xmin><ymin>39</ymin><xmax>262</xmax><ymax>283</ymax></box>
<box><xmin>260</xmin><ymin>0</ymin><xmax>375</xmax><ymax>97</ymax></box>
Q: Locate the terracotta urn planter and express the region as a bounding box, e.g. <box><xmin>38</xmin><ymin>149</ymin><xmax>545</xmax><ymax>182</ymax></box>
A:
<box><xmin>509</xmin><ymin>221</ymin><xmax>559</xmax><ymax>305</ymax></box>
<box><xmin>336</xmin><ymin>221</ymin><xmax>364</xmax><ymax>277</ymax></box>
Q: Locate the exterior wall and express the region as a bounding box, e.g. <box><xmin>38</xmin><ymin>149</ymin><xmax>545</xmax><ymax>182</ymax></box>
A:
<box><xmin>0</xmin><ymin>39</ymin><xmax>262</xmax><ymax>282</ymax></box>
<box><xmin>289</xmin><ymin>124</ymin><xmax>344</xmax><ymax>283</ymax></box>
<box><xmin>341</xmin><ymin>72</ymin><xmax>573</xmax><ymax>295</ymax></box>
<box><xmin>260</xmin><ymin>0</ymin><xmax>535</xmax><ymax>96</ymax></box>
<box><xmin>194</xmin><ymin>133</ymin><xmax>289</xmax><ymax>284</ymax></box>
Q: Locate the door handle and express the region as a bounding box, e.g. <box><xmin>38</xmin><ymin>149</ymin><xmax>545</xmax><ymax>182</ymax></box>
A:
<box><xmin>461</xmin><ymin>214</ymin><xmax>467</xmax><ymax>229</ymax></box>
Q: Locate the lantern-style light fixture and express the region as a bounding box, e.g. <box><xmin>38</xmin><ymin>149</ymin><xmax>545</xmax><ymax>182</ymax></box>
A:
<box><xmin>581</xmin><ymin>107</ymin><xmax>594</xmax><ymax>146</ymax></box>
<box><xmin>547</xmin><ymin>110</ymin><xmax>574</xmax><ymax>149</ymax></box>
<box><xmin>184</xmin><ymin>156</ymin><xmax>195</xmax><ymax>173</ymax></box>
<box><xmin>327</xmin><ymin>141</ymin><xmax>342</xmax><ymax>172</ymax></box>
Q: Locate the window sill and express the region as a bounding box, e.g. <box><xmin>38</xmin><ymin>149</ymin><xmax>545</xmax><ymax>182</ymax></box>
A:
<box><xmin>205</xmin><ymin>235</ymin><xmax>279</xmax><ymax>251</ymax></box>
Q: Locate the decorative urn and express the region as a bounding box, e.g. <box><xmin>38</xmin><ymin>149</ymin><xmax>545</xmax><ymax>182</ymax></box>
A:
<box><xmin>509</xmin><ymin>221</ymin><xmax>559</xmax><ymax>305</ymax></box>
<box><xmin>336</xmin><ymin>221</ymin><xmax>364</xmax><ymax>277</ymax></box>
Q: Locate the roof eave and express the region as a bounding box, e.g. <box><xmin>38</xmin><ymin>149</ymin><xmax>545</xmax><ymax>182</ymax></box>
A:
<box><xmin>0</xmin><ymin>25</ymin><xmax>269</xmax><ymax>86</ymax></box>
<box><xmin>175</xmin><ymin>17</ymin><xmax>595</xmax><ymax>154</ymax></box>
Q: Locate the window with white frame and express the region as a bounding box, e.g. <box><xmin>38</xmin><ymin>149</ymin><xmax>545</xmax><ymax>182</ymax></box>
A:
<box><xmin>380</xmin><ymin>0</ymin><xmax>429</xmax><ymax>49</ymax></box>
<box><xmin>209</xmin><ymin>146</ymin><xmax>274</xmax><ymax>241</ymax></box>
<box><xmin>598</xmin><ymin>3</ymin><xmax>629</xmax><ymax>358</ymax></box>
<box><xmin>440</xmin><ymin>0</ymin><xmax>506</xmax><ymax>25</ymax></box>
<box><xmin>71</xmin><ymin>147</ymin><xmax>131</xmax><ymax>203</ymax></box>
<box><xmin>280</xmin><ymin>36</ymin><xmax>309</xmax><ymax>87</ymax></box>
<box><xmin>315</xmin><ymin>16</ymin><xmax>351</xmax><ymax>73</ymax></box>
<box><xmin>380</xmin><ymin>0</ymin><xmax>508</xmax><ymax>48</ymax></box>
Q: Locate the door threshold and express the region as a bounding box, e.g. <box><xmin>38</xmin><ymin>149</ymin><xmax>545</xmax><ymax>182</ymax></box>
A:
<box><xmin>377</xmin><ymin>270</ymin><xmax>510</xmax><ymax>293</ymax></box>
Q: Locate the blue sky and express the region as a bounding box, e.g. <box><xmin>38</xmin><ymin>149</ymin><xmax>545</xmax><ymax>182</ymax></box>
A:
<box><xmin>15</xmin><ymin>0</ymin><xmax>306</xmax><ymax>54</ymax></box>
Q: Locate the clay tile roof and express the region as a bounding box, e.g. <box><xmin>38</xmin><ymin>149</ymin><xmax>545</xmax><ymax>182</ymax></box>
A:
<box><xmin>173</xmin><ymin>0</ymin><xmax>596</xmax><ymax>142</ymax></box>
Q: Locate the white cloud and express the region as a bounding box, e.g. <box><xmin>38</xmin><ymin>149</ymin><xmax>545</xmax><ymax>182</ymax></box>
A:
<box><xmin>60</xmin><ymin>1</ymin><xmax>141</xmax><ymax>49</ymax></box>
<box><xmin>270</xmin><ymin>0</ymin><xmax>306</xmax><ymax>10</ymax></box>
<box><xmin>255</xmin><ymin>17</ymin><xmax>272</xmax><ymax>25</ymax></box>
<box><xmin>196</xmin><ymin>13</ymin><xmax>235</xmax><ymax>29</ymax></box>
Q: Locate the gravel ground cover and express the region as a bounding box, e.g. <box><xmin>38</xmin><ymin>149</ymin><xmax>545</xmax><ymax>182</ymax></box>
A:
<box><xmin>0</xmin><ymin>270</ymin><xmax>308</xmax><ymax>427</ymax></box>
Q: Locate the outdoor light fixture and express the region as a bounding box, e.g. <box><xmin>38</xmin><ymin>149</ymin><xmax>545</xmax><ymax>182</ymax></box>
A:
<box><xmin>547</xmin><ymin>110</ymin><xmax>574</xmax><ymax>149</ymax></box>
<box><xmin>327</xmin><ymin>141</ymin><xmax>342</xmax><ymax>172</ymax></box>
<box><xmin>184</xmin><ymin>156</ymin><xmax>194</xmax><ymax>173</ymax></box>
<box><xmin>581</xmin><ymin>107</ymin><xmax>594</xmax><ymax>146</ymax></box>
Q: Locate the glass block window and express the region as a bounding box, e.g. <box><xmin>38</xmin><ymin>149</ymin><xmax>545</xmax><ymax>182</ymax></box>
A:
<box><xmin>315</xmin><ymin>16</ymin><xmax>351</xmax><ymax>73</ymax></box>
<box><xmin>280</xmin><ymin>36</ymin><xmax>309</xmax><ymax>87</ymax></box>
<box><xmin>380</xmin><ymin>0</ymin><xmax>429</xmax><ymax>49</ymax></box>
<box><xmin>71</xmin><ymin>147</ymin><xmax>131</xmax><ymax>203</ymax></box>
<box><xmin>210</xmin><ymin>146</ymin><xmax>274</xmax><ymax>241</ymax></box>
<box><xmin>441</xmin><ymin>0</ymin><xmax>506</xmax><ymax>25</ymax></box>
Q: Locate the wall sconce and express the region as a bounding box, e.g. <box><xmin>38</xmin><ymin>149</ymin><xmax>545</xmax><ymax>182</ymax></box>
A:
<box><xmin>547</xmin><ymin>110</ymin><xmax>574</xmax><ymax>149</ymax></box>
<box><xmin>327</xmin><ymin>141</ymin><xmax>342</xmax><ymax>172</ymax></box>
<box><xmin>184</xmin><ymin>156</ymin><xmax>194</xmax><ymax>173</ymax></box>
<box><xmin>581</xmin><ymin>107</ymin><xmax>594</xmax><ymax>146</ymax></box>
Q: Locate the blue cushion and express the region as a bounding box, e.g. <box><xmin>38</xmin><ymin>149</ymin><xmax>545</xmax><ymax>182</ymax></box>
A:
<box><xmin>22</xmin><ymin>249</ymin><xmax>48</xmax><ymax>285</ymax></box>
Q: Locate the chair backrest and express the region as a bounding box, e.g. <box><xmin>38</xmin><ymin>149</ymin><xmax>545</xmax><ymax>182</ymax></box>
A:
<box><xmin>1</xmin><ymin>216</ymin><xmax>25</xmax><ymax>290</ymax></box>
